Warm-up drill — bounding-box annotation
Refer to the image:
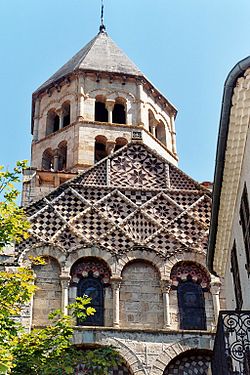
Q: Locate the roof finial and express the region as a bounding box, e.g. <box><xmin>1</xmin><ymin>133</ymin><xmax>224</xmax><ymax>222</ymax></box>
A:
<box><xmin>99</xmin><ymin>0</ymin><xmax>106</xmax><ymax>33</ymax></box>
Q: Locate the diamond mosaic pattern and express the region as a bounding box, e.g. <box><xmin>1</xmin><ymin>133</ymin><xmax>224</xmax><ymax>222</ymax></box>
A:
<box><xmin>100</xmin><ymin>228</ymin><xmax>135</xmax><ymax>255</ymax></box>
<box><xmin>163</xmin><ymin>353</ymin><xmax>211</xmax><ymax>375</ymax></box>
<box><xmin>123</xmin><ymin>211</ymin><xmax>161</xmax><ymax>242</ymax></box>
<box><xmin>30</xmin><ymin>206</ymin><xmax>65</xmax><ymax>241</ymax></box>
<box><xmin>52</xmin><ymin>190</ymin><xmax>88</xmax><ymax>221</ymax></box>
<box><xmin>73</xmin><ymin>209</ymin><xmax>114</xmax><ymax>242</ymax></box>
<box><xmin>169</xmin><ymin>165</ymin><xmax>199</xmax><ymax>190</ymax></box>
<box><xmin>143</xmin><ymin>193</ymin><xmax>183</xmax><ymax>225</ymax></box>
<box><xmin>20</xmin><ymin>143</ymin><xmax>211</xmax><ymax>257</ymax></box>
<box><xmin>146</xmin><ymin>231</ymin><xmax>188</xmax><ymax>258</ymax></box>
<box><xmin>77</xmin><ymin>162</ymin><xmax>107</xmax><ymax>185</ymax></box>
<box><xmin>96</xmin><ymin>191</ymin><xmax>136</xmax><ymax>224</ymax></box>
<box><xmin>171</xmin><ymin>214</ymin><xmax>208</xmax><ymax>248</ymax></box>
<box><xmin>187</xmin><ymin>196</ymin><xmax>211</xmax><ymax>226</ymax></box>
<box><xmin>110</xmin><ymin>144</ymin><xmax>167</xmax><ymax>189</ymax></box>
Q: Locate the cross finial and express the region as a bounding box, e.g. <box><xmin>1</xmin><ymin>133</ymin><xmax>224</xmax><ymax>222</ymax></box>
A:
<box><xmin>99</xmin><ymin>0</ymin><xmax>106</xmax><ymax>33</ymax></box>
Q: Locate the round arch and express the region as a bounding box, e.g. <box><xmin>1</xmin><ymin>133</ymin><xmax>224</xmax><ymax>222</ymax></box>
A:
<box><xmin>164</xmin><ymin>252</ymin><xmax>207</xmax><ymax>280</ymax></box>
<box><xmin>163</xmin><ymin>349</ymin><xmax>212</xmax><ymax>375</ymax></box>
<box><xmin>116</xmin><ymin>248</ymin><xmax>165</xmax><ymax>279</ymax></box>
<box><xmin>152</xmin><ymin>338</ymin><xmax>212</xmax><ymax>375</ymax></box>
<box><xmin>19</xmin><ymin>244</ymin><xmax>66</xmax><ymax>269</ymax></box>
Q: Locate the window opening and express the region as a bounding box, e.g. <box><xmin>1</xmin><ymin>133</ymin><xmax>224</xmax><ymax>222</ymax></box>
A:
<box><xmin>77</xmin><ymin>275</ymin><xmax>104</xmax><ymax>326</ymax></box>
<box><xmin>156</xmin><ymin>121</ymin><xmax>167</xmax><ymax>145</ymax></box>
<box><xmin>62</xmin><ymin>103</ymin><xmax>70</xmax><ymax>127</ymax></box>
<box><xmin>114</xmin><ymin>137</ymin><xmax>128</xmax><ymax>152</ymax></box>
<box><xmin>41</xmin><ymin>149</ymin><xmax>54</xmax><ymax>170</ymax></box>
<box><xmin>46</xmin><ymin>110</ymin><xmax>60</xmax><ymax>135</ymax></box>
<box><xmin>177</xmin><ymin>277</ymin><xmax>207</xmax><ymax>330</ymax></box>
<box><xmin>95</xmin><ymin>102</ymin><xmax>108</xmax><ymax>122</ymax></box>
<box><xmin>240</xmin><ymin>184</ymin><xmax>250</xmax><ymax>273</ymax></box>
<box><xmin>231</xmin><ymin>242</ymin><xmax>243</xmax><ymax>310</ymax></box>
<box><xmin>58</xmin><ymin>142</ymin><xmax>67</xmax><ymax>171</ymax></box>
<box><xmin>95</xmin><ymin>136</ymin><xmax>107</xmax><ymax>162</ymax></box>
<box><xmin>113</xmin><ymin>103</ymin><xmax>126</xmax><ymax>124</ymax></box>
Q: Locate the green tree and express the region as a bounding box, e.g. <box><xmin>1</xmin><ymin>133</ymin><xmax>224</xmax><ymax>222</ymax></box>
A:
<box><xmin>0</xmin><ymin>163</ymin><xmax>121</xmax><ymax>374</ymax></box>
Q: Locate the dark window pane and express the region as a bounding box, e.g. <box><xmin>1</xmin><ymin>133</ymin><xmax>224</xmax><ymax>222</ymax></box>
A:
<box><xmin>178</xmin><ymin>280</ymin><xmax>206</xmax><ymax>330</ymax></box>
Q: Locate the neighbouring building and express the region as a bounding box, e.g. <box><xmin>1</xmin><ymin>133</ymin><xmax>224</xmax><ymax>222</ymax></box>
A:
<box><xmin>207</xmin><ymin>56</ymin><xmax>250</xmax><ymax>375</ymax></box>
<box><xmin>3</xmin><ymin>24</ymin><xmax>224</xmax><ymax>374</ymax></box>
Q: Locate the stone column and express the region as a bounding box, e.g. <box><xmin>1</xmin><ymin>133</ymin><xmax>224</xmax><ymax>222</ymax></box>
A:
<box><xmin>105</xmin><ymin>99</ymin><xmax>115</xmax><ymax>123</ymax></box>
<box><xmin>53</xmin><ymin>149</ymin><xmax>59</xmax><ymax>172</ymax></box>
<box><xmin>210</xmin><ymin>279</ymin><xmax>221</xmax><ymax>323</ymax></box>
<box><xmin>60</xmin><ymin>275</ymin><xmax>71</xmax><ymax>315</ymax></box>
<box><xmin>111</xmin><ymin>276</ymin><xmax>122</xmax><ymax>328</ymax></box>
<box><xmin>161</xmin><ymin>279</ymin><xmax>172</xmax><ymax>328</ymax></box>
<box><xmin>58</xmin><ymin>109</ymin><xmax>63</xmax><ymax>130</ymax></box>
<box><xmin>170</xmin><ymin>113</ymin><xmax>177</xmax><ymax>155</ymax></box>
<box><xmin>137</xmin><ymin>80</ymin><xmax>144</xmax><ymax>125</ymax></box>
<box><xmin>106</xmin><ymin>140</ymin><xmax>116</xmax><ymax>155</ymax></box>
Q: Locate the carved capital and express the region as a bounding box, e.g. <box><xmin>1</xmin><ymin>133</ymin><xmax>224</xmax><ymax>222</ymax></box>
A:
<box><xmin>60</xmin><ymin>274</ymin><xmax>71</xmax><ymax>289</ymax></box>
<box><xmin>105</xmin><ymin>99</ymin><xmax>115</xmax><ymax>111</ymax></box>
<box><xmin>210</xmin><ymin>281</ymin><xmax>221</xmax><ymax>295</ymax></box>
<box><xmin>110</xmin><ymin>276</ymin><xmax>122</xmax><ymax>290</ymax></box>
<box><xmin>161</xmin><ymin>279</ymin><xmax>172</xmax><ymax>294</ymax></box>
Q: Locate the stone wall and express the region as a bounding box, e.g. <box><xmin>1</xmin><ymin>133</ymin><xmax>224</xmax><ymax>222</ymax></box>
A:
<box><xmin>120</xmin><ymin>261</ymin><xmax>163</xmax><ymax>329</ymax></box>
<box><xmin>32</xmin><ymin>257</ymin><xmax>61</xmax><ymax>326</ymax></box>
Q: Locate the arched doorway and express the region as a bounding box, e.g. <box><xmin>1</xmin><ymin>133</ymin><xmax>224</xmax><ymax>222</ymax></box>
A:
<box><xmin>163</xmin><ymin>350</ymin><xmax>211</xmax><ymax>375</ymax></box>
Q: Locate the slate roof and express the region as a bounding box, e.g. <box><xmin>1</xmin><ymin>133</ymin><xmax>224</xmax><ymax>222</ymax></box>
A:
<box><xmin>35</xmin><ymin>31</ymin><xmax>143</xmax><ymax>94</ymax></box>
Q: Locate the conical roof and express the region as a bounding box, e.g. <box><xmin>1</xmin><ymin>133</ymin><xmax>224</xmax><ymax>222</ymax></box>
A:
<box><xmin>35</xmin><ymin>31</ymin><xmax>143</xmax><ymax>94</ymax></box>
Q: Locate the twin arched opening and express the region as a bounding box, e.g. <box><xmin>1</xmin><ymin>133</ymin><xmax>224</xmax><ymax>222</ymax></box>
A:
<box><xmin>148</xmin><ymin>109</ymin><xmax>167</xmax><ymax>146</ymax></box>
<box><xmin>42</xmin><ymin>141</ymin><xmax>67</xmax><ymax>171</ymax></box>
<box><xmin>46</xmin><ymin>102</ymin><xmax>71</xmax><ymax>136</ymax></box>
<box><xmin>94</xmin><ymin>136</ymin><xmax>128</xmax><ymax>162</ymax></box>
<box><xmin>95</xmin><ymin>96</ymin><xmax>126</xmax><ymax>124</ymax></box>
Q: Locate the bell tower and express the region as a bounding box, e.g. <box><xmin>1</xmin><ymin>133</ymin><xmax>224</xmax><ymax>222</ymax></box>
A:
<box><xmin>22</xmin><ymin>26</ymin><xmax>178</xmax><ymax>205</ymax></box>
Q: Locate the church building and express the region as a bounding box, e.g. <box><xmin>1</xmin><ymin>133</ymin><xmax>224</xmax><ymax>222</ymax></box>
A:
<box><xmin>14</xmin><ymin>23</ymin><xmax>222</xmax><ymax>374</ymax></box>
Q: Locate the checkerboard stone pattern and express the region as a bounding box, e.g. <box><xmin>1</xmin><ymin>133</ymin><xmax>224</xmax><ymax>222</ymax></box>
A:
<box><xmin>163</xmin><ymin>353</ymin><xmax>211</xmax><ymax>374</ymax></box>
<box><xmin>18</xmin><ymin>144</ymin><xmax>211</xmax><ymax>257</ymax></box>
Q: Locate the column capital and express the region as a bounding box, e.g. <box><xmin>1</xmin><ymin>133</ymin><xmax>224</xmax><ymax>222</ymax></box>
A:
<box><xmin>210</xmin><ymin>280</ymin><xmax>221</xmax><ymax>295</ymax></box>
<box><xmin>105</xmin><ymin>99</ymin><xmax>116</xmax><ymax>111</ymax></box>
<box><xmin>60</xmin><ymin>274</ymin><xmax>71</xmax><ymax>288</ymax></box>
<box><xmin>106</xmin><ymin>140</ymin><xmax>116</xmax><ymax>155</ymax></box>
<box><xmin>161</xmin><ymin>279</ymin><xmax>172</xmax><ymax>293</ymax></box>
<box><xmin>110</xmin><ymin>276</ymin><xmax>122</xmax><ymax>289</ymax></box>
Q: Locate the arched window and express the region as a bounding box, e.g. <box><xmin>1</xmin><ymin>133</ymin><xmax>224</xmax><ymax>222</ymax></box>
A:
<box><xmin>62</xmin><ymin>102</ymin><xmax>70</xmax><ymax>127</ymax></box>
<box><xmin>156</xmin><ymin>120</ymin><xmax>167</xmax><ymax>145</ymax></box>
<box><xmin>114</xmin><ymin>137</ymin><xmax>128</xmax><ymax>152</ymax></box>
<box><xmin>178</xmin><ymin>277</ymin><xmax>206</xmax><ymax>330</ymax></box>
<box><xmin>95</xmin><ymin>96</ymin><xmax>108</xmax><ymax>122</ymax></box>
<box><xmin>148</xmin><ymin>109</ymin><xmax>156</xmax><ymax>135</ymax></box>
<box><xmin>46</xmin><ymin>109</ymin><xmax>59</xmax><ymax>135</ymax></box>
<box><xmin>58</xmin><ymin>141</ymin><xmax>67</xmax><ymax>171</ymax></box>
<box><xmin>113</xmin><ymin>99</ymin><xmax>126</xmax><ymax>124</ymax></box>
<box><xmin>70</xmin><ymin>258</ymin><xmax>111</xmax><ymax>327</ymax></box>
<box><xmin>163</xmin><ymin>350</ymin><xmax>212</xmax><ymax>375</ymax></box>
<box><xmin>95</xmin><ymin>135</ymin><xmax>107</xmax><ymax>162</ymax></box>
<box><xmin>170</xmin><ymin>262</ymin><xmax>210</xmax><ymax>331</ymax></box>
<box><xmin>42</xmin><ymin>148</ymin><xmax>54</xmax><ymax>170</ymax></box>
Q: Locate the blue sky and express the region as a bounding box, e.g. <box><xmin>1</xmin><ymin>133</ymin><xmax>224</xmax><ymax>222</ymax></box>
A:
<box><xmin>0</xmin><ymin>0</ymin><xmax>250</xmax><ymax>183</ymax></box>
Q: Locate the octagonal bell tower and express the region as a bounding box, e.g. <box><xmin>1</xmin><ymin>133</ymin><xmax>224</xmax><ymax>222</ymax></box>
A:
<box><xmin>22</xmin><ymin>26</ymin><xmax>178</xmax><ymax>205</ymax></box>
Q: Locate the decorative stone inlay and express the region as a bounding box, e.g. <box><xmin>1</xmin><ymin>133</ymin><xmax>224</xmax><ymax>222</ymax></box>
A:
<box><xmin>71</xmin><ymin>259</ymin><xmax>111</xmax><ymax>284</ymax></box>
<box><xmin>170</xmin><ymin>262</ymin><xmax>210</xmax><ymax>289</ymax></box>
<box><xmin>163</xmin><ymin>353</ymin><xmax>211</xmax><ymax>374</ymax></box>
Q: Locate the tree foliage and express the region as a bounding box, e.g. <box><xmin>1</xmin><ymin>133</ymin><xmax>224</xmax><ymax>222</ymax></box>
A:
<box><xmin>0</xmin><ymin>162</ymin><xmax>121</xmax><ymax>374</ymax></box>
<box><xmin>0</xmin><ymin>161</ymin><xmax>30</xmax><ymax>249</ymax></box>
